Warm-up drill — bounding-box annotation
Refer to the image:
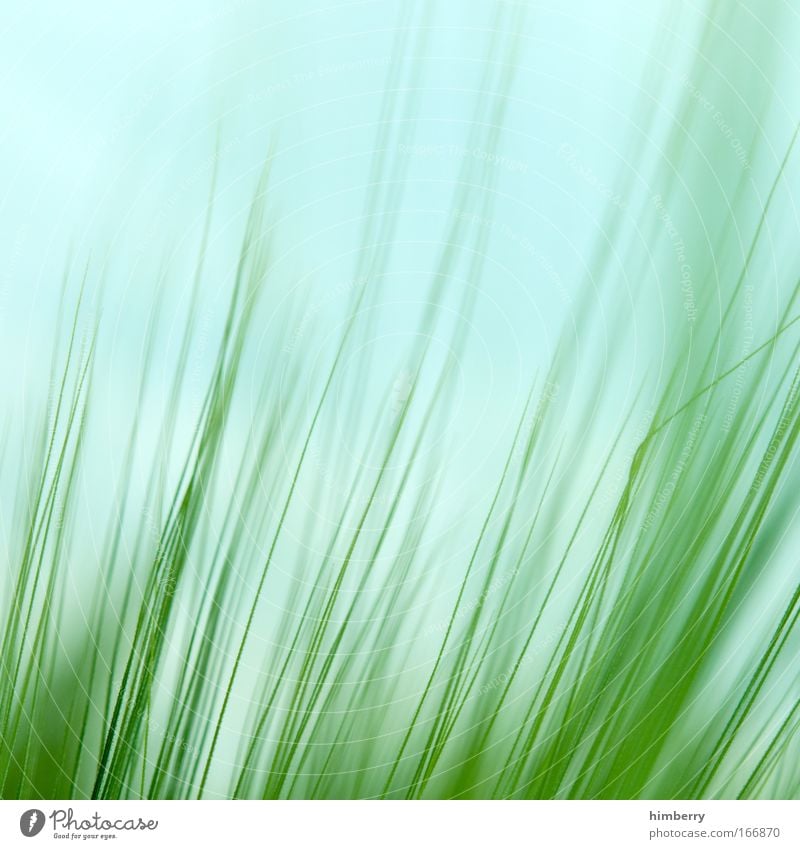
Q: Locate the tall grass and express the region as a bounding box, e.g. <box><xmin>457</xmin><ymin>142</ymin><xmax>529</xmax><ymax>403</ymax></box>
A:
<box><xmin>2</xmin><ymin>0</ymin><xmax>800</xmax><ymax>800</ymax></box>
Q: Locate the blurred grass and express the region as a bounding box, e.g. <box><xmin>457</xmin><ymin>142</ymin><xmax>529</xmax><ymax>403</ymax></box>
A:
<box><xmin>2</xmin><ymin>0</ymin><xmax>800</xmax><ymax>800</ymax></box>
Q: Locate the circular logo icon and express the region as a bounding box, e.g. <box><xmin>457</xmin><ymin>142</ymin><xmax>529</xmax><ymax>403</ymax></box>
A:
<box><xmin>19</xmin><ymin>809</ymin><xmax>45</xmax><ymax>837</ymax></box>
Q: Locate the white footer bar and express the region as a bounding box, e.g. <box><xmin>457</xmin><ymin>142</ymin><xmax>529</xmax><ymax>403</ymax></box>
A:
<box><xmin>2</xmin><ymin>800</ymin><xmax>797</xmax><ymax>848</ymax></box>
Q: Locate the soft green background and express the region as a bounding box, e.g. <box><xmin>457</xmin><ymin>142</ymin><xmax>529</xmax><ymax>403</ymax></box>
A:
<box><xmin>2</xmin><ymin>0</ymin><xmax>800</xmax><ymax>799</ymax></box>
